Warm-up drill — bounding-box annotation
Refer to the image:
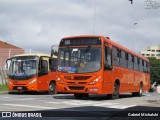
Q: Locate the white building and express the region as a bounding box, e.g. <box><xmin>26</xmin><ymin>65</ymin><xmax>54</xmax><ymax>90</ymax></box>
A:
<box><xmin>140</xmin><ymin>44</ymin><xmax>160</xmax><ymax>59</ymax></box>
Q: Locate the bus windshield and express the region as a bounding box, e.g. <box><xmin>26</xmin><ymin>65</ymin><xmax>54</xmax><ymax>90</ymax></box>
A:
<box><xmin>58</xmin><ymin>47</ymin><xmax>101</xmax><ymax>73</ymax></box>
<box><xmin>9</xmin><ymin>56</ymin><xmax>38</xmax><ymax>79</ymax></box>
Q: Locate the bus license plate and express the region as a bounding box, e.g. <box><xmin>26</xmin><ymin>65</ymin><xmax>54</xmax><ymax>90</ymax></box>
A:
<box><xmin>17</xmin><ymin>87</ymin><xmax>22</xmax><ymax>90</ymax></box>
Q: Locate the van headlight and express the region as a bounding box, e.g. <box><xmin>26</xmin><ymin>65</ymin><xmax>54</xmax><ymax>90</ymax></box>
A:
<box><xmin>29</xmin><ymin>79</ymin><xmax>37</xmax><ymax>84</ymax></box>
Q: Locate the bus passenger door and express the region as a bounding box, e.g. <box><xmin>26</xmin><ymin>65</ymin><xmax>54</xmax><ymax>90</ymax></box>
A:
<box><xmin>103</xmin><ymin>46</ymin><xmax>113</xmax><ymax>94</ymax></box>
<box><xmin>38</xmin><ymin>59</ymin><xmax>49</xmax><ymax>91</ymax></box>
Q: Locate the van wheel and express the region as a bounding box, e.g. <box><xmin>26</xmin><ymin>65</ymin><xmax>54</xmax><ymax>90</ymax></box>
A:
<box><xmin>108</xmin><ymin>83</ymin><xmax>119</xmax><ymax>99</ymax></box>
<box><xmin>48</xmin><ymin>82</ymin><xmax>56</xmax><ymax>94</ymax></box>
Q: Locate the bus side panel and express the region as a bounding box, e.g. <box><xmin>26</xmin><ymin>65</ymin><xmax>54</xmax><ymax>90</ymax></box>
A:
<box><xmin>102</xmin><ymin>70</ymin><xmax>114</xmax><ymax>94</ymax></box>
<box><xmin>134</xmin><ymin>71</ymin><xmax>150</xmax><ymax>92</ymax></box>
<box><xmin>37</xmin><ymin>74</ymin><xmax>50</xmax><ymax>91</ymax></box>
<box><xmin>112</xmin><ymin>67</ymin><xmax>128</xmax><ymax>93</ymax></box>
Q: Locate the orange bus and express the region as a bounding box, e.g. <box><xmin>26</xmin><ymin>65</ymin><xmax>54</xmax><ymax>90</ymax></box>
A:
<box><xmin>54</xmin><ymin>35</ymin><xmax>150</xmax><ymax>99</ymax></box>
<box><xmin>7</xmin><ymin>54</ymin><xmax>57</xmax><ymax>94</ymax></box>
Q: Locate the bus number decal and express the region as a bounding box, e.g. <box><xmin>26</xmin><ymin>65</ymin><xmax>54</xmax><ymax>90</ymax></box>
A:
<box><xmin>64</xmin><ymin>76</ymin><xmax>72</xmax><ymax>80</ymax></box>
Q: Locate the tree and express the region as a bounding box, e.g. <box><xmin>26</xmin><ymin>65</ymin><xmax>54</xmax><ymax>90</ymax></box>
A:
<box><xmin>148</xmin><ymin>57</ymin><xmax>160</xmax><ymax>84</ymax></box>
<box><xmin>53</xmin><ymin>50</ymin><xmax>58</xmax><ymax>56</ymax></box>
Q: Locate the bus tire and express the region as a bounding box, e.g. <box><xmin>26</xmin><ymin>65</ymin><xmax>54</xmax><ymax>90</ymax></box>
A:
<box><xmin>137</xmin><ymin>83</ymin><xmax>143</xmax><ymax>97</ymax></box>
<box><xmin>74</xmin><ymin>93</ymin><xmax>89</xmax><ymax>99</ymax></box>
<box><xmin>132</xmin><ymin>83</ymin><xmax>143</xmax><ymax>97</ymax></box>
<box><xmin>108</xmin><ymin>83</ymin><xmax>119</xmax><ymax>99</ymax></box>
<box><xmin>48</xmin><ymin>82</ymin><xmax>56</xmax><ymax>94</ymax></box>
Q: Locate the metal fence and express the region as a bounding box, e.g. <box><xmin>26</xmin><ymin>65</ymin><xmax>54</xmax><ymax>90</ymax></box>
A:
<box><xmin>0</xmin><ymin>68</ymin><xmax>8</xmax><ymax>85</ymax></box>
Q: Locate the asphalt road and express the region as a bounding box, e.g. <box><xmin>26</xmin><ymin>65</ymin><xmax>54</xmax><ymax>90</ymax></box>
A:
<box><xmin>0</xmin><ymin>92</ymin><xmax>160</xmax><ymax>120</ymax></box>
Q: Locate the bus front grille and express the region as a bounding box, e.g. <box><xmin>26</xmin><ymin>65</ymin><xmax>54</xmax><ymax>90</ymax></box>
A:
<box><xmin>67</xmin><ymin>82</ymin><xmax>87</xmax><ymax>85</ymax></box>
<box><xmin>74</xmin><ymin>76</ymin><xmax>92</xmax><ymax>80</ymax></box>
<box><xmin>68</xmin><ymin>86</ymin><xmax>84</xmax><ymax>90</ymax></box>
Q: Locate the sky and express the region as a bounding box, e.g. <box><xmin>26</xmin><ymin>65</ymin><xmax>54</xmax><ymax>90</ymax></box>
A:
<box><xmin>0</xmin><ymin>0</ymin><xmax>160</xmax><ymax>54</ymax></box>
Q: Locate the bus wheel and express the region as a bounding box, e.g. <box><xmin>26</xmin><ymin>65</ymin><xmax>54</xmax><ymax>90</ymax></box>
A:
<box><xmin>137</xmin><ymin>83</ymin><xmax>143</xmax><ymax>97</ymax></box>
<box><xmin>48</xmin><ymin>82</ymin><xmax>56</xmax><ymax>94</ymax></box>
<box><xmin>132</xmin><ymin>83</ymin><xmax>143</xmax><ymax>97</ymax></box>
<box><xmin>108</xmin><ymin>83</ymin><xmax>119</xmax><ymax>99</ymax></box>
<box><xmin>74</xmin><ymin>93</ymin><xmax>89</xmax><ymax>99</ymax></box>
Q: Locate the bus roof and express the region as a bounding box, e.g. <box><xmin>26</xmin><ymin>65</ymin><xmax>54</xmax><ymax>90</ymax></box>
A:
<box><xmin>104</xmin><ymin>37</ymin><xmax>149</xmax><ymax>62</ymax></box>
<box><xmin>61</xmin><ymin>35</ymin><xmax>149</xmax><ymax>62</ymax></box>
<box><xmin>12</xmin><ymin>53</ymin><xmax>57</xmax><ymax>58</ymax></box>
<box><xmin>61</xmin><ymin>35</ymin><xmax>103</xmax><ymax>39</ymax></box>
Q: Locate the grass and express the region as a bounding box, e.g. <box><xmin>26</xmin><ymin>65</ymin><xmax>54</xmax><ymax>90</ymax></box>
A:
<box><xmin>0</xmin><ymin>84</ymin><xmax>8</xmax><ymax>92</ymax></box>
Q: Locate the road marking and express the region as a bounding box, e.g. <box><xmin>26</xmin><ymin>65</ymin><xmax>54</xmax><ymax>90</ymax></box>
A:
<box><xmin>119</xmin><ymin>105</ymin><xmax>137</xmax><ymax>109</ymax></box>
<box><xmin>46</xmin><ymin>101</ymin><xmax>136</xmax><ymax>109</ymax></box>
<box><xmin>2</xmin><ymin>104</ymin><xmax>82</xmax><ymax>111</ymax></box>
<box><xmin>3</xmin><ymin>104</ymin><xmax>56</xmax><ymax>110</ymax></box>
<box><xmin>1</xmin><ymin>97</ymin><xmax>12</xmax><ymax>99</ymax></box>
<box><xmin>1</xmin><ymin>97</ymin><xmax>37</xmax><ymax>101</ymax></box>
<box><xmin>18</xmin><ymin>98</ymin><xmax>36</xmax><ymax>101</ymax></box>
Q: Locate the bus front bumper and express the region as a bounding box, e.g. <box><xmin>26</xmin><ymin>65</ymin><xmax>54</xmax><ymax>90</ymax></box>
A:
<box><xmin>56</xmin><ymin>83</ymin><xmax>102</xmax><ymax>94</ymax></box>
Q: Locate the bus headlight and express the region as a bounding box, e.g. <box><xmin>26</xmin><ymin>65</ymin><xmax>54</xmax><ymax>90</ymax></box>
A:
<box><xmin>89</xmin><ymin>76</ymin><xmax>102</xmax><ymax>85</ymax></box>
<box><xmin>57</xmin><ymin>77</ymin><xmax>64</xmax><ymax>84</ymax></box>
<box><xmin>29</xmin><ymin>79</ymin><xmax>37</xmax><ymax>84</ymax></box>
<box><xmin>9</xmin><ymin>81</ymin><xmax>12</xmax><ymax>84</ymax></box>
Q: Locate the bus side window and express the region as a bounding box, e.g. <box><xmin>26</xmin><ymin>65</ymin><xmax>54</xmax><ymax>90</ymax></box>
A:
<box><xmin>104</xmin><ymin>46</ymin><xmax>112</xmax><ymax>70</ymax></box>
<box><xmin>147</xmin><ymin>62</ymin><xmax>150</xmax><ymax>73</ymax></box>
<box><xmin>128</xmin><ymin>54</ymin><xmax>133</xmax><ymax>70</ymax></box>
<box><xmin>143</xmin><ymin>61</ymin><xmax>149</xmax><ymax>73</ymax></box>
<box><xmin>113</xmin><ymin>47</ymin><xmax>119</xmax><ymax>66</ymax></box>
<box><xmin>134</xmin><ymin>56</ymin><xmax>139</xmax><ymax>71</ymax></box>
<box><xmin>139</xmin><ymin>59</ymin><xmax>143</xmax><ymax>72</ymax></box>
<box><xmin>120</xmin><ymin>50</ymin><xmax>127</xmax><ymax>68</ymax></box>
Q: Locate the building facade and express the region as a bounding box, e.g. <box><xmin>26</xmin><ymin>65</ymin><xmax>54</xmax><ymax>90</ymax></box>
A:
<box><xmin>140</xmin><ymin>44</ymin><xmax>160</xmax><ymax>59</ymax></box>
<box><xmin>0</xmin><ymin>40</ymin><xmax>24</xmax><ymax>69</ymax></box>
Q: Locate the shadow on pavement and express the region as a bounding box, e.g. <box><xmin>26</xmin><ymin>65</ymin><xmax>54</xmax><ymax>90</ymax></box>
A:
<box><xmin>53</xmin><ymin>93</ymin><xmax>145</xmax><ymax>101</ymax></box>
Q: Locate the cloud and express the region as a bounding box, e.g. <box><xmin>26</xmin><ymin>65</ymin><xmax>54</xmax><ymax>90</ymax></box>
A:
<box><xmin>0</xmin><ymin>0</ymin><xmax>159</xmax><ymax>54</ymax></box>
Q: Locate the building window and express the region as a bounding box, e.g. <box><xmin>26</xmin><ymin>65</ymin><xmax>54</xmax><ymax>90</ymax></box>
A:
<box><xmin>151</xmin><ymin>54</ymin><xmax>155</xmax><ymax>57</ymax></box>
<box><xmin>152</xmin><ymin>50</ymin><xmax>155</xmax><ymax>52</ymax></box>
<box><xmin>146</xmin><ymin>54</ymin><xmax>150</xmax><ymax>56</ymax></box>
<box><xmin>142</xmin><ymin>54</ymin><xmax>145</xmax><ymax>56</ymax></box>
